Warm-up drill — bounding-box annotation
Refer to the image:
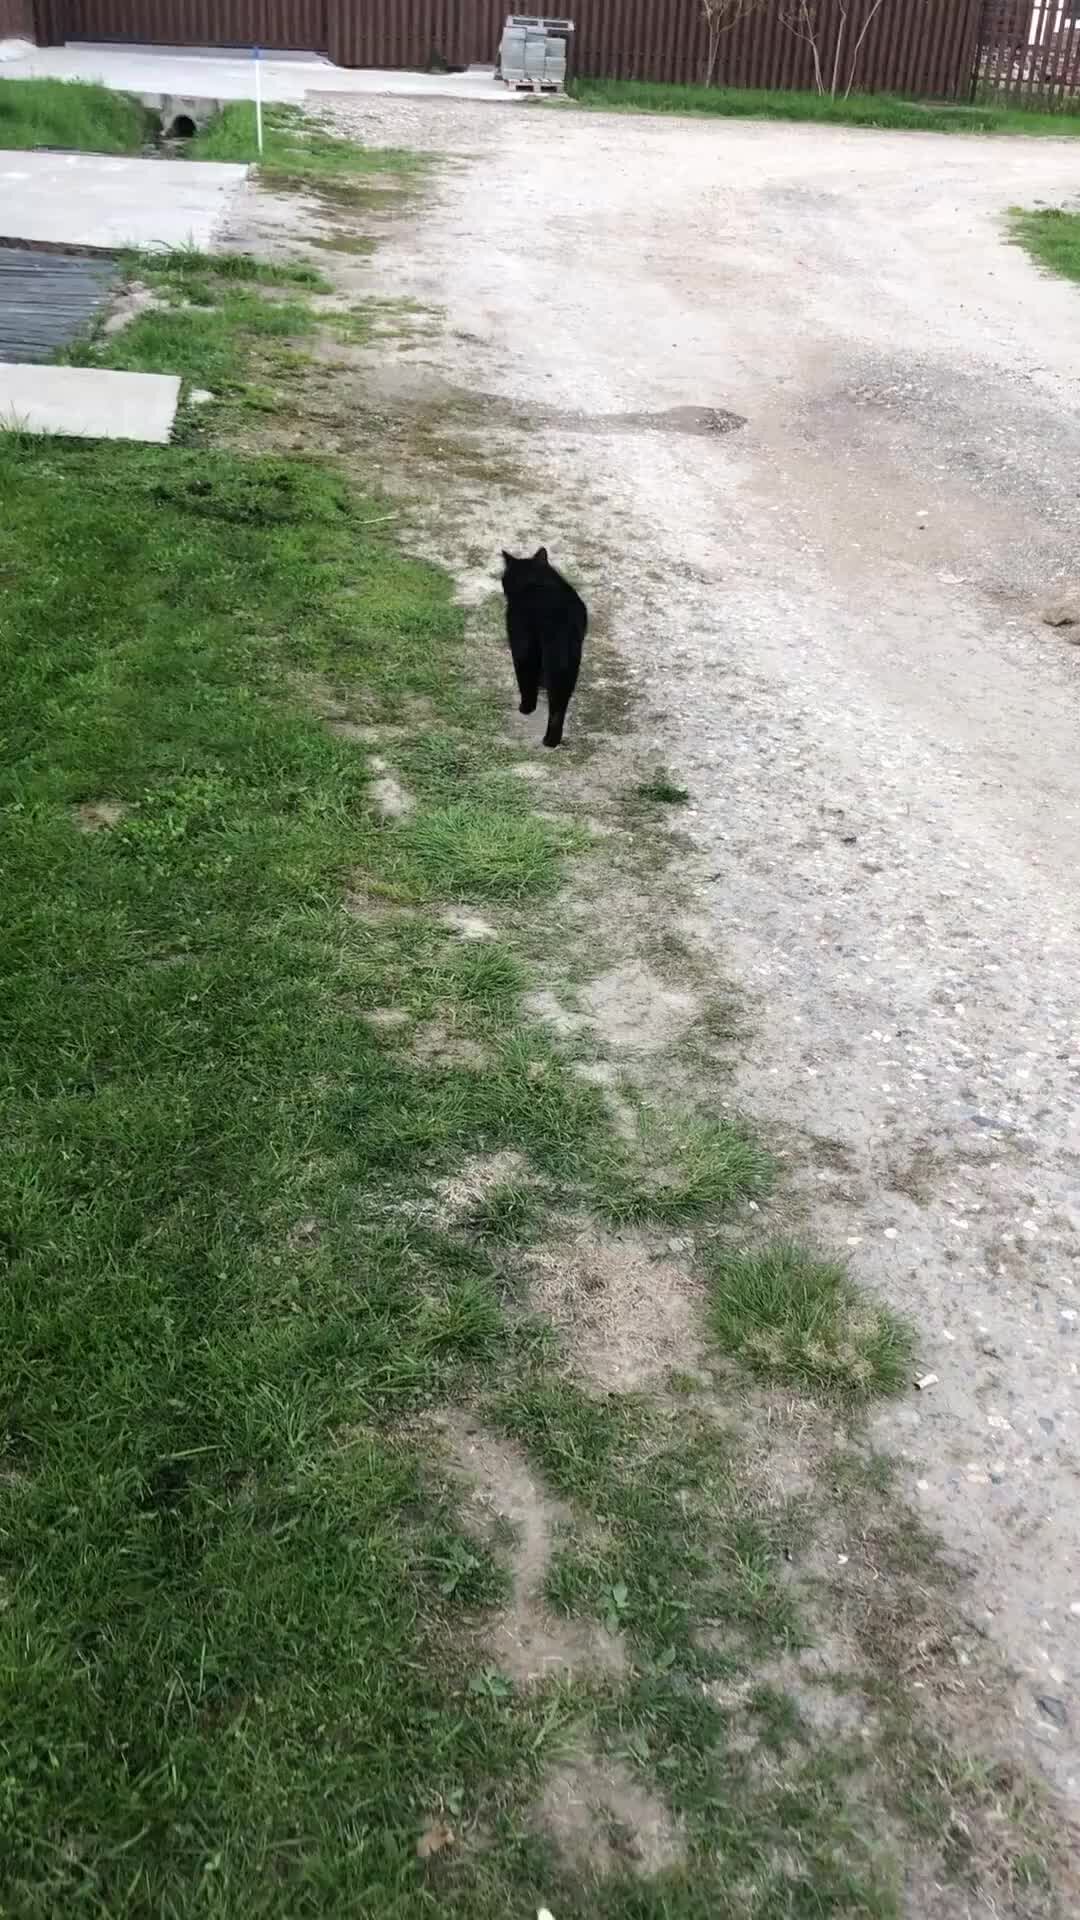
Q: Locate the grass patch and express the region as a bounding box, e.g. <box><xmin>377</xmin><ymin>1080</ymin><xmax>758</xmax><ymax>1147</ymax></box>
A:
<box><xmin>190</xmin><ymin>100</ymin><xmax>428</xmax><ymax>179</ymax></box>
<box><xmin>312</xmin><ymin>229</ymin><xmax>379</xmax><ymax>256</ymax></box>
<box><xmin>707</xmin><ymin>1241</ymin><xmax>914</xmax><ymax>1402</ymax></box>
<box><xmin>633</xmin><ymin>775</ymin><xmax>690</xmax><ymax>806</ymax></box>
<box><xmin>572</xmin><ymin>76</ymin><xmax>1080</xmax><ymax>137</ymax></box>
<box><xmin>130</xmin><ymin>245</ymin><xmax>331</xmax><ymax>291</ymax></box>
<box><xmin>0</xmin><ymin>75</ymin><xmax>149</xmax><ymax>153</ymax></box>
<box><xmin>64</xmin><ymin>248</ymin><xmax>327</xmax><ymax>396</ymax></box>
<box><xmin>0</xmin><ymin>418</ymin><xmax>812</xmax><ymax>1916</ymax></box>
<box><xmin>1009</xmin><ymin>205</ymin><xmax>1080</xmax><ymax>283</ymax></box>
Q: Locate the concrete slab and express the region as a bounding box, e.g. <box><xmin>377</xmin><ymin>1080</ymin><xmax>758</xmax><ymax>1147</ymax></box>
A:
<box><xmin>0</xmin><ymin>151</ymin><xmax>248</xmax><ymax>253</ymax></box>
<box><xmin>0</xmin><ymin>363</ymin><xmax>180</xmax><ymax>441</ymax></box>
<box><xmin>0</xmin><ymin>42</ymin><xmax>527</xmax><ymax>105</ymax></box>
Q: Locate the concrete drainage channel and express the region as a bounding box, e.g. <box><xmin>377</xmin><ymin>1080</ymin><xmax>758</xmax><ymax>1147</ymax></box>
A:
<box><xmin>143</xmin><ymin>94</ymin><xmax>223</xmax><ymax>146</ymax></box>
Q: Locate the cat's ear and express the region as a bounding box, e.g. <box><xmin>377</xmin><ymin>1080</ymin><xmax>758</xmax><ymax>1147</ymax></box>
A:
<box><xmin>501</xmin><ymin>549</ymin><xmax>515</xmax><ymax>565</ymax></box>
<box><xmin>533</xmin><ymin>545</ymin><xmax>549</xmax><ymax>564</ymax></box>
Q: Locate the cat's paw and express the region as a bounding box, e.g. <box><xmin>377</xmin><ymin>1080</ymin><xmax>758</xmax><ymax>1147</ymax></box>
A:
<box><xmin>519</xmin><ymin>699</ymin><xmax>538</xmax><ymax>715</ymax></box>
<box><xmin>542</xmin><ymin>734</ymin><xmax>562</xmax><ymax>749</ymax></box>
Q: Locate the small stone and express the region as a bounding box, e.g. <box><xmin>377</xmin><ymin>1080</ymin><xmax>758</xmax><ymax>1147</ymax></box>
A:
<box><xmin>189</xmin><ymin>387</ymin><xmax>214</xmax><ymax>406</ymax></box>
<box><xmin>1035</xmin><ymin>1694</ymin><xmax>1068</xmax><ymax>1729</ymax></box>
<box><xmin>1041</xmin><ymin>599</ymin><xmax>1080</xmax><ymax>628</ymax></box>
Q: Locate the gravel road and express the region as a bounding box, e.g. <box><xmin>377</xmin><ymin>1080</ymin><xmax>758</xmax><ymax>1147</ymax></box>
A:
<box><xmin>324</xmin><ymin>95</ymin><xmax>1080</xmax><ymax>1802</ymax></box>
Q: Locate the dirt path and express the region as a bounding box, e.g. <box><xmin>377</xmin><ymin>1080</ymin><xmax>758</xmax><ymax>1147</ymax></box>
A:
<box><xmin>317</xmin><ymin>96</ymin><xmax>1080</xmax><ymax>1806</ymax></box>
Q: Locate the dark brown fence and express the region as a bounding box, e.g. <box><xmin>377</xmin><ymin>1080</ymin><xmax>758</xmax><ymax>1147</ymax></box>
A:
<box><xmin>976</xmin><ymin>0</ymin><xmax>1080</xmax><ymax>103</ymax></box>
<box><xmin>34</xmin><ymin>1</ymin><xmax>330</xmax><ymax>48</ymax></box>
<box><xmin>0</xmin><ymin>0</ymin><xmax>35</xmax><ymax>35</ymax></box>
<box><xmin>26</xmin><ymin>0</ymin><xmax>990</xmax><ymax>103</ymax></box>
<box><xmin>329</xmin><ymin>0</ymin><xmax>502</xmax><ymax>69</ymax></box>
<box><xmin>572</xmin><ymin>0</ymin><xmax>982</xmax><ymax>94</ymax></box>
<box><xmin>328</xmin><ymin>0</ymin><xmax>983</xmax><ymax>93</ymax></box>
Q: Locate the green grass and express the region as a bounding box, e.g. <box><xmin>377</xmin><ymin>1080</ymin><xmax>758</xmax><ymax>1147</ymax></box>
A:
<box><xmin>63</xmin><ymin>248</ymin><xmax>330</xmax><ymax>399</ymax></box>
<box><xmin>706</xmin><ymin>1242</ymin><xmax>915</xmax><ymax>1402</ymax></box>
<box><xmin>633</xmin><ymin>776</ymin><xmax>690</xmax><ymax>806</ymax></box>
<box><xmin>0</xmin><ymin>75</ymin><xmax>150</xmax><ymax>153</ymax></box>
<box><xmin>190</xmin><ymin>100</ymin><xmax>428</xmax><ymax>179</ymax></box>
<box><xmin>0</xmin><ymin>417</ymin><xmax>865</xmax><ymax>1919</ymax></box>
<box><xmin>1009</xmin><ymin>205</ymin><xmax>1080</xmax><ymax>283</ymax></box>
<box><xmin>572</xmin><ymin>76</ymin><xmax>1080</xmax><ymax>137</ymax></box>
<box><xmin>0</xmin><ymin>183</ymin><xmax>1044</xmax><ymax>1915</ymax></box>
<box><xmin>130</xmin><ymin>245</ymin><xmax>330</xmax><ymax>291</ymax></box>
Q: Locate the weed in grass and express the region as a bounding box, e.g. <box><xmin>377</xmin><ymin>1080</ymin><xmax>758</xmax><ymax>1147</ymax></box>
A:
<box><xmin>460</xmin><ymin>1181</ymin><xmax>543</xmax><ymax>1243</ymax></box>
<box><xmin>706</xmin><ymin>1241</ymin><xmax>914</xmax><ymax>1402</ymax></box>
<box><xmin>1009</xmin><ymin>205</ymin><xmax>1080</xmax><ymax>284</ymax></box>
<box><xmin>0</xmin><ymin>75</ymin><xmax>149</xmax><ymax>153</ymax></box>
<box><xmin>388</xmin><ymin>800</ymin><xmax>584</xmax><ymax>904</ymax></box>
<box><xmin>311</xmin><ymin>229</ymin><xmax>379</xmax><ymax>256</ymax></box>
<box><xmin>331</xmin><ymin>297</ymin><xmax>440</xmax><ymax>347</ymax></box>
<box><xmin>597</xmin><ymin>1105</ymin><xmax>771</xmax><ymax>1228</ymax></box>
<box><xmin>127</xmin><ymin>245</ymin><xmax>331</xmax><ymax>291</ymax></box>
<box><xmin>572</xmin><ymin>76</ymin><xmax>1080</xmax><ymax>137</ymax></box>
<box><xmin>634</xmin><ymin>776</ymin><xmax>690</xmax><ymax>805</ymax></box>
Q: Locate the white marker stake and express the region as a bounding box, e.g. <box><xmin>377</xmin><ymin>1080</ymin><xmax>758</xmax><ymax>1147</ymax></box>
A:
<box><xmin>253</xmin><ymin>45</ymin><xmax>264</xmax><ymax>157</ymax></box>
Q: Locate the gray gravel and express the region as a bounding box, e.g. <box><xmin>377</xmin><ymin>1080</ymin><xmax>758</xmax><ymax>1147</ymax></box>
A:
<box><xmin>323</xmin><ymin>96</ymin><xmax>1080</xmax><ymax>1802</ymax></box>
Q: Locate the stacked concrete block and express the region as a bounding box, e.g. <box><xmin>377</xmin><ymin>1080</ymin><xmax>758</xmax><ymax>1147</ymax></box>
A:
<box><xmin>497</xmin><ymin>15</ymin><xmax>574</xmax><ymax>93</ymax></box>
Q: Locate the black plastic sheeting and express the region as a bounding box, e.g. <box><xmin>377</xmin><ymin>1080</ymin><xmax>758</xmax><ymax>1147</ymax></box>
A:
<box><xmin>0</xmin><ymin>247</ymin><xmax>118</xmax><ymax>364</ymax></box>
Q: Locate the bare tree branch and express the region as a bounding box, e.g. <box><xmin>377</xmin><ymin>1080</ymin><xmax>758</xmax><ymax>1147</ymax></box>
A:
<box><xmin>780</xmin><ymin>0</ymin><xmax>892</xmax><ymax>100</ymax></box>
<box><xmin>701</xmin><ymin>0</ymin><xmax>763</xmax><ymax>89</ymax></box>
<box><xmin>779</xmin><ymin>0</ymin><xmax>826</xmax><ymax>95</ymax></box>
<box><xmin>842</xmin><ymin>0</ymin><xmax>889</xmax><ymax>96</ymax></box>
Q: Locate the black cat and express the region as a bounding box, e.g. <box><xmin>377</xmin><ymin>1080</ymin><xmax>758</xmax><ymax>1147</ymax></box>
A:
<box><xmin>501</xmin><ymin>546</ymin><xmax>587</xmax><ymax>749</ymax></box>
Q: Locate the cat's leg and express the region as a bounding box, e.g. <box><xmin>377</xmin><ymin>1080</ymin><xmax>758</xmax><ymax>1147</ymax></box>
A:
<box><xmin>542</xmin><ymin>638</ymin><xmax>580</xmax><ymax>748</ymax></box>
<box><xmin>512</xmin><ymin>644</ymin><xmax>541</xmax><ymax>715</ymax></box>
<box><xmin>543</xmin><ymin>664</ymin><xmax>575</xmax><ymax>747</ymax></box>
<box><xmin>542</xmin><ymin>701</ymin><xmax>567</xmax><ymax>749</ymax></box>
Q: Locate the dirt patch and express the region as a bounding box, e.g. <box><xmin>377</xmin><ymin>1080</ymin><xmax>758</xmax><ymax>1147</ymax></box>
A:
<box><xmin>72</xmin><ymin>799</ymin><xmax>125</xmax><ymax>832</ymax></box>
<box><xmin>368</xmin><ymin>758</ymin><xmax>414</xmax><ymax>820</ymax></box>
<box><xmin>435</xmin><ymin>1411</ymin><xmax>625</xmax><ymax>1684</ymax></box>
<box><xmin>102</xmin><ymin>281</ymin><xmax>164</xmax><ymax>336</ymax></box>
<box><xmin>327</xmin><ymin>717</ymin><xmax>382</xmax><ymax>744</ymax></box>
<box><xmin>431</xmin><ymin>1150</ymin><xmax>525</xmax><ymax>1226</ymax></box>
<box><xmin>578</xmin><ymin>962</ymin><xmax>699</xmax><ymax>1058</ymax></box>
<box><xmin>526</xmin><ymin>1230</ymin><xmax>705</xmax><ymax>1391</ymax></box>
<box><xmin>286</xmin><ymin>1215</ymin><xmax>323</xmax><ymax>1252</ymax></box>
<box><xmin>537</xmin><ymin>1747</ymin><xmax>684</xmax><ymax>1878</ymax></box>
<box><xmin>361</xmin><ymin>1006</ymin><xmax>410</xmax><ymax>1032</ymax></box>
<box><xmin>342</xmin><ymin>884</ymin><xmax>416</xmax><ymax>924</ymax></box>
<box><xmin>410</xmin><ymin>1019</ymin><xmax>488</xmax><ymax>1070</ymax></box>
<box><xmin>440</xmin><ymin>907</ymin><xmax>497</xmax><ymax>940</ymax></box>
<box><xmin>523</xmin><ymin>987</ymin><xmax>589</xmax><ymax>1040</ymax></box>
<box><xmin>763</xmin><ymin>1648</ymin><xmax>873</xmax><ymax>1738</ymax></box>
